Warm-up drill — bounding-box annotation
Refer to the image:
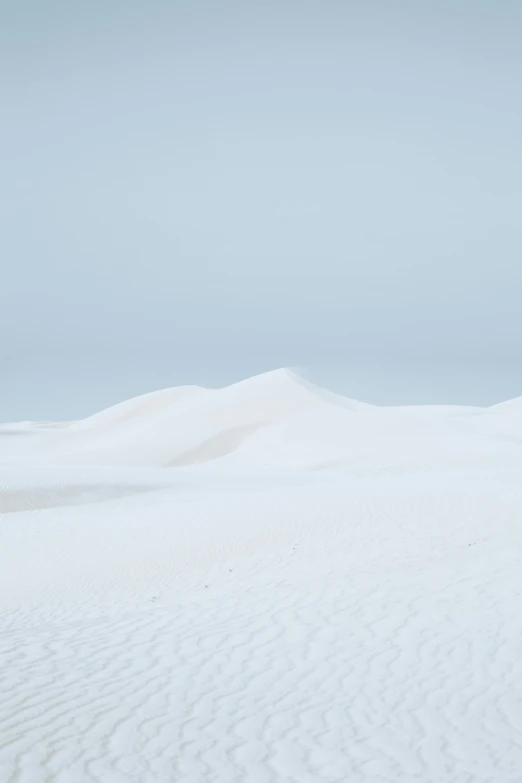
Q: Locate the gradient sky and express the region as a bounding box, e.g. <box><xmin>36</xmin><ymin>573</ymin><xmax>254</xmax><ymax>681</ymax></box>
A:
<box><xmin>2</xmin><ymin>1</ymin><xmax>522</xmax><ymax>419</ymax></box>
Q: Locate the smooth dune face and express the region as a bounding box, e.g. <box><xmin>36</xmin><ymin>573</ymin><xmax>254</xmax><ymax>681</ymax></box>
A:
<box><xmin>1</xmin><ymin>369</ymin><xmax>522</xmax><ymax>782</ymax></box>
<box><xmin>69</xmin><ymin>385</ymin><xmax>205</xmax><ymax>432</ymax></box>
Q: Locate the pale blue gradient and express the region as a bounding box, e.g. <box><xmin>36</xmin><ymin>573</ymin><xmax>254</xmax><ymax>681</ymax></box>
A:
<box><xmin>1</xmin><ymin>2</ymin><xmax>521</xmax><ymax>419</ymax></box>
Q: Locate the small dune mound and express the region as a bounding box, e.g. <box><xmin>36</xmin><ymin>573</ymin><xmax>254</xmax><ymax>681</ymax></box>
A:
<box><xmin>452</xmin><ymin>395</ymin><xmax>522</xmax><ymax>444</ymax></box>
<box><xmin>489</xmin><ymin>396</ymin><xmax>522</xmax><ymax>414</ymax></box>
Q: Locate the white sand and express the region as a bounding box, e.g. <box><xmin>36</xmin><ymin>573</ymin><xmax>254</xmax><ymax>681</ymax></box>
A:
<box><xmin>1</xmin><ymin>368</ymin><xmax>522</xmax><ymax>782</ymax></box>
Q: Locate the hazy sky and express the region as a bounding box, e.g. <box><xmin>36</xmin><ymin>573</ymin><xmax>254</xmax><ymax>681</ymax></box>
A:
<box><xmin>2</xmin><ymin>1</ymin><xmax>522</xmax><ymax>419</ymax></box>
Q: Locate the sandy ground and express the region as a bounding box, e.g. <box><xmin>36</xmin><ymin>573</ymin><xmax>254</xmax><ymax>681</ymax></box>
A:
<box><xmin>1</xmin><ymin>369</ymin><xmax>522</xmax><ymax>782</ymax></box>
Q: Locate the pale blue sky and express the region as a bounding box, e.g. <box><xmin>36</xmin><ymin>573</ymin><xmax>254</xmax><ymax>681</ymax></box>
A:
<box><xmin>2</xmin><ymin>1</ymin><xmax>522</xmax><ymax>419</ymax></box>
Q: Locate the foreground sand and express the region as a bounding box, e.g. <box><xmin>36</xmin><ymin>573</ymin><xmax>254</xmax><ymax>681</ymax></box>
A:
<box><xmin>1</xmin><ymin>370</ymin><xmax>521</xmax><ymax>782</ymax></box>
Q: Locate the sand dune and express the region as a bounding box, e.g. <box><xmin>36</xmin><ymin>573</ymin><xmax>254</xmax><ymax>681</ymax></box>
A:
<box><xmin>9</xmin><ymin>369</ymin><xmax>364</xmax><ymax>467</ymax></box>
<box><xmin>1</xmin><ymin>369</ymin><xmax>522</xmax><ymax>781</ymax></box>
